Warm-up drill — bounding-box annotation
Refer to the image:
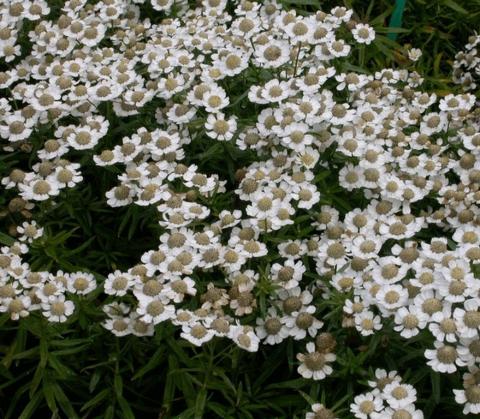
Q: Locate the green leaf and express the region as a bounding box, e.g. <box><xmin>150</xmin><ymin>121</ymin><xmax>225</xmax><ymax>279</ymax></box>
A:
<box><xmin>29</xmin><ymin>366</ymin><xmax>44</xmax><ymax>398</ymax></box>
<box><xmin>89</xmin><ymin>370</ymin><xmax>102</xmax><ymax>393</ymax></box>
<box><xmin>81</xmin><ymin>389</ymin><xmax>110</xmax><ymax>412</ymax></box>
<box><xmin>53</xmin><ymin>384</ymin><xmax>79</xmax><ymax>418</ymax></box>
<box><xmin>42</xmin><ymin>377</ymin><xmax>58</xmax><ymax>413</ymax></box>
<box><xmin>431</xmin><ymin>372</ymin><xmax>441</xmax><ymax>403</ymax></box>
<box><xmin>117</xmin><ymin>396</ymin><xmax>136</xmax><ymax>419</ymax></box>
<box><xmin>0</xmin><ymin>232</ymin><xmax>14</xmax><ymax>246</ymax></box>
<box><xmin>18</xmin><ymin>391</ymin><xmax>43</xmax><ymax>419</ymax></box>
<box><xmin>48</xmin><ymin>356</ymin><xmax>76</xmax><ymax>378</ymax></box>
<box><xmin>132</xmin><ymin>347</ymin><xmax>164</xmax><ymax>380</ymax></box>
<box><xmin>104</xmin><ymin>405</ymin><xmax>115</xmax><ymax>419</ymax></box>
<box><xmin>39</xmin><ymin>338</ymin><xmax>48</xmax><ymax>369</ymax></box>
<box><xmin>114</xmin><ymin>373</ymin><xmax>123</xmax><ymax>397</ymax></box>
<box><xmin>442</xmin><ymin>0</ymin><xmax>468</xmax><ymax>13</ymax></box>
<box><xmin>194</xmin><ymin>388</ymin><xmax>207</xmax><ymax>419</ymax></box>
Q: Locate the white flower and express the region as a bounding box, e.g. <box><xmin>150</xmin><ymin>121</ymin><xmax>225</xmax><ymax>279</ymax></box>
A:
<box><xmin>136</xmin><ymin>299</ymin><xmax>176</xmax><ymax>325</ymax></box>
<box><xmin>229</xmin><ymin>325</ymin><xmax>260</xmax><ymax>352</ymax></box>
<box><xmin>454</xmin><ymin>385</ymin><xmax>480</xmax><ymax>415</ymax></box>
<box><xmin>352</xmin><ymin>23</ymin><xmax>375</xmax><ymax>45</ymax></box>
<box><xmin>407</xmin><ymin>47</ymin><xmax>422</xmax><ymax>62</ymax></box>
<box><xmin>256</xmin><ymin>309</ymin><xmax>289</xmax><ymax>345</ymax></box>
<box><xmin>181</xmin><ymin>323</ymin><xmax>215</xmax><ymax>347</ymax></box>
<box><xmin>17</xmin><ymin>221</ymin><xmax>44</xmax><ymax>243</ymax></box>
<box><xmin>284</xmin><ymin>305</ymin><xmax>323</xmax><ymax>340</ymax></box>
<box><xmin>306</xmin><ymin>403</ymin><xmax>338</xmax><ymax>419</ymax></box>
<box><xmin>104</xmin><ymin>271</ymin><xmax>135</xmax><ymax>296</ymax></box>
<box><xmin>425</xmin><ymin>341</ymin><xmax>467</xmax><ymax>373</ymax></box>
<box><xmin>382</xmin><ymin>382</ymin><xmax>417</xmax><ymax>409</ymax></box>
<box><xmin>271</xmin><ymin>259</ymin><xmax>306</xmax><ymax>290</ymax></box>
<box><xmin>354</xmin><ymin>310</ymin><xmax>382</xmax><ymax>336</ymax></box>
<box><xmin>205</xmin><ymin>112</ymin><xmax>237</xmax><ymax>141</ymax></box>
<box><xmin>103</xmin><ymin>317</ymin><xmax>131</xmax><ymax>337</ymax></box>
<box><xmin>350</xmin><ymin>391</ymin><xmax>383</xmax><ymax>419</ymax></box>
<box><xmin>67</xmin><ymin>272</ymin><xmax>97</xmax><ymax>295</ymax></box>
<box><xmin>41</xmin><ymin>295</ymin><xmax>75</xmax><ymax>323</ymax></box>
<box><xmin>297</xmin><ymin>342</ymin><xmax>335</xmax><ymax>380</ymax></box>
<box><xmin>393</xmin><ymin>306</ymin><xmax>428</xmax><ymax>339</ymax></box>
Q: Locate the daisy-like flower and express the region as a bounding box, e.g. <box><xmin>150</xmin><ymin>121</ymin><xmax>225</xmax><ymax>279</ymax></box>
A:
<box><xmin>271</xmin><ymin>259</ymin><xmax>306</xmax><ymax>290</ymax></box>
<box><xmin>256</xmin><ymin>308</ymin><xmax>289</xmax><ymax>345</ymax></box>
<box><xmin>181</xmin><ymin>323</ymin><xmax>215</xmax><ymax>347</ymax></box>
<box><xmin>0</xmin><ymin>295</ymin><xmax>31</xmax><ymax>320</ymax></box>
<box><xmin>374</xmin><ymin>405</ymin><xmax>424</xmax><ymax>419</ymax></box>
<box><xmin>454</xmin><ymin>299</ymin><xmax>480</xmax><ymax>339</ymax></box>
<box><xmin>104</xmin><ymin>271</ymin><xmax>135</xmax><ymax>296</ymax></box>
<box><xmin>205</xmin><ymin>112</ymin><xmax>237</xmax><ymax>141</ymax></box>
<box><xmin>354</xmin><ymin>310</ymin><xmax>382</xmax><ymax>336</ymax></box>
<box><xmin>164</xmin><ymin>276</ymin><xmax>197</xmax><ymax>303</ymax></box>
<box><xmin>454</xmin><ymin>385</ymin><xmax>480</xmax><ymax>415</ymax></box>
<box><xmin>425</xmin><ymin>341</ymin><xmax>467</xmax><ymax>373</ymax></box>
<box><xmin>136</xmin><ymin>298</ymin><xmax>176</xmax><ymax>325</ymax></box>
<box><xmin>393</xmin><ymin>306</ymin><xmax>428</xmax><ymax>339</ymax></box>
<box><xmin>202</xmin><ymin>86</ymin><xmax>230</xmax><ymax>113</ymax></box>
<box><xmin>41</xmin><ymin>295</ymin><xmax>75</xmax><ymax>323</ymax></box>
<box><xmin>230</xmin><ymin>325</ymin><xmax>260</xmax><ymax>352</ymax></box>
<box><xmin>285</xmin><ymin>305</ymin><xmax>323</xmax><ymax>340</ymax></box>
<box><xmin>350</xmin><ymin>392</ymin><xmax>383</xmax><ymax>419</ymax></box>
<box><xmin>17</xmin><ymin>221</ymin><xmax>44</xmax><ymax>243</ymax></box>
<box><xmin>67</xmin><ymin>272</ymin><xmax>97</xmax><ymax>295</ymax></box>
<box><xmin>406</xmin><ymin>47</ymin><xmax>423</xmax><ymax>62</ymax></box>
<box><xmin>375</xmin><ymin>284</ymin><xmax>409</xmax><ymax>313</ymax></box>
<box><xmin>106</xmin><ymin>184</ymin><xmax>134</xmax><ymax>207</ymax></box>
<box><xmin>306</xmin><ymin>403</ymin><xmax>338</xmax><ymax>419</ymax></box>
<box><xmin>254</xmin><ymin>40</ymin><xmax>290</xmax><ymax>69</ymax></box>
<box><xmin>382</xmin><ymin>382</ymin><xmax>417</xmax><ymax>409</ymax></box>
<box><xmin>103</xmin><ymin>317</ymin><xmax>131</xmax><ymax>337</ymax></box>
<box><xmin>36</xmin><ymin>280</ymin><xmax>65</xmax><ymax>303</ymax></box>
<box><xmin>19</xmin><ymin>177</ymin><xmax>60</xmax><ymax>201</ymax></box>
<box><xmin>368</xmin><ymin>369</ymin><xmax>402</xmax><ymax>391</ymax></box>
<box><xmin>296</xmin><ymin>342</ymin><xmax>336</xmax><ymax>380</ymax></box>
<box><xmin>351</xmin><ymin>23</ymin><xmax>375</xmax><ymax>45</ymax></box>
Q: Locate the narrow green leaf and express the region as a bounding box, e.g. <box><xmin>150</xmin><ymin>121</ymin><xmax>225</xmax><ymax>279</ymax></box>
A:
<box><xmin>29</xmin><ymin>366</ymin><xmax>44</xmax><ymax>398</ymax></box>
<box><xmin>81</xmin><ymin>389</ymin><xmax>110</xmax><ymax>412</ymax></box>
<box><xmin>42</xmin><ymin>377</ymin><xmax>58</xmax><ymax>413</ymax></box>
<box><xmin>194</xmin><ymin>388</ymin><xmax>207</xmax><ymax>419</ymax></box>
<box><xmin>443</xmin><ymin>0</ymin><xmax>468</xmax><ymax>13</ymax></box>
<box><xmin>132</xmin><ymin>348</ymin><xmax>164</xmax><ymax>380</ymax></box>
<box><xmin>114</xmin><ymin>373</ymin><xmax>123</xmax><ymax>397</ymax></box>
<box><xmin>0</xmin><ymin>232</ymin><xmax>14</xmax><ymax>246</ymax></box>
<box><xmin>18</xmin><ymin>392</ymin><xmax>43</xmax><ymax>419</ymax></box>
<box><xmin>53</xmin><ymin>384</ymin><xmax>79</xmax><ymax>419</ymax></box>
<box><xmin>117</xmin><ymin>396</ymin><xmax>136</xmax><ymax>419</ymax></box>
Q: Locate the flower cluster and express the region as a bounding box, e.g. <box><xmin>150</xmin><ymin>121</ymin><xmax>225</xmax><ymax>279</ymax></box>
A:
<box><xmin>1</xmin><ymin>0</ymin><xmax>480</xmax><ymax>414</ymax></box>
<box><xmin>0</xmin><ymin>223</ymin><xmax>96</xmax><ymax>323</ymax></box>
<box><xmin>350</xmin><ymin>369</ymin><xmax>422</xmax><ymax>419</ymax></box>
<box><xmin>453</xmin><ymin>33</ymin><xmax>480</xmax><ymax>91</ymax></box>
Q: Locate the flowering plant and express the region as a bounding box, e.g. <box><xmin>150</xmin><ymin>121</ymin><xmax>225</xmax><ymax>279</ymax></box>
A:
<box><xmin>1</xmin><ymin>0</ymin><xmax>480</xmax><ymax>417</ymax></box>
